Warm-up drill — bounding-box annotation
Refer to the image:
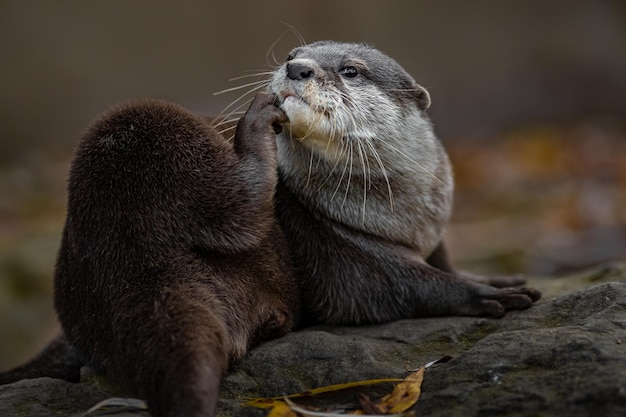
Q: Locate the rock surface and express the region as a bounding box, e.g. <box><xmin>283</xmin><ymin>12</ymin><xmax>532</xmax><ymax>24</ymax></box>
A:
<box><xmin>1</xmin><ymin>263</ymin><xmax>625</xmax><ymax>417</ymax></box>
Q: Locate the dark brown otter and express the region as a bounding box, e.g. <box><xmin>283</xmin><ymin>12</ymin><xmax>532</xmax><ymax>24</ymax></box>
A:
<box><xmin>0</xmin><ymin>93</ymin><xmax>300</xmax><ymax>417</ymax></box>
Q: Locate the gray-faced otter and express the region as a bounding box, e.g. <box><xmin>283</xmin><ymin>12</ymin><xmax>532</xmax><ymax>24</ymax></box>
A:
<box><xmin>270</xmin><ymin>41</ymin><xmax>540</xmax><ymax>323</ymax></box>
<box><xmin>0</xmin><ymin>41</ymin><xmax>540</xmax><ymax>417</ymax></box>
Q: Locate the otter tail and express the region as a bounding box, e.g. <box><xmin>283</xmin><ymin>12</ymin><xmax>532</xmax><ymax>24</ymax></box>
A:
<box><xmin>95</xmin><ymin>280</ymin><xmax>231</xmax><ymax>417</ymax></box>
<box><xmin>0</xmin><ymin>332</ymin><xmax>83</xmax><ymax>385</ymax></box>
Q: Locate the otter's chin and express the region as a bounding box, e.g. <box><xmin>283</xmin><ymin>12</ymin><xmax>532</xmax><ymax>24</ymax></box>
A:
<box><xmin>280</xmin><ymin>102</ymin><xmax>316</xmax><ymax>135</ymax></box>
<box><xmin>280</xmin><ymin>96</ymin><xmax>309</xmax><ymax>116</ymax></box>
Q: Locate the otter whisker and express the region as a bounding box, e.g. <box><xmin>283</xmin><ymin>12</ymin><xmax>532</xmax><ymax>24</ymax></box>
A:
<box><xmin>383</xmin><ymin>141</ymin><xmax>445</xmax><ymax>185</ymax></box>
<box><xmin>364</xmin><ymin>138</ymin><xmax>395</xmax><ymax>212</ymax></box>
<box><xmin>337</xmin><ymin>88</ymin><xmax>395</xmax><ymax>213</ymax></box>
<box><xmin>354</xmin><ymin>139</ymin><xmax>369</xmax><ymax>223</ymax></box>
<box><xmin>216</xmin><ymin>124</ymin><xmax>239</xmax><ymax>136</ymax></box>
<box><xmin>215</xmin><ymin>111</ymin><xmax>246</xmax><ymax>122</ymax></box>
<box><xmin>213</xmin><ymin>80</ymin><xmax>270</xmax><ymax>96</ymax></box>
<box><xmin>227</xmin><ymin>71</ymin><xmax>275</xmax><ymax>82</ymax></box>
<box><xmin>215</xmin><ymin>79</ymin><xmax>269</xmax><ymax>106</ymax></box>
<box><xmin>312</xmin><ymin>112</ymin><xmax>332</xmax><ymax>171</ymax></box>
<box><xmin>213</xmin><ymin>82</ymin><xmax>269</xmax><ymax>128</ymax></box>
<box><xmin>306</xmin><ymin>148</ymin><xmax>315</xmax><ymax>188</ymax></box>
<box><xmin>328</xmin><ymin>141</ymin><xmax>349</xmax><ymax>199</ymax></box>
<box><xmin>338</xmin><ymin>91</ymin><xmax>370</xmax><ymax>180</ymax></box>
<box><xmin>279</xmin><ymin>21</ymin><xmax>307</xmax><ymax>47</ymax></box>
<box><xmin>388</xmin><ymin>87</ymin><xmax>429</xmax><ymax>92</ymax></box>
<box><xmin>266</xmin><ymin>31</ymin><xmax>290</xmax><ymax>67</ymax></box>
<box><xmin>341</xmin><ymin>140</ymin><xmax>355</xmax><ymax>209</ymax></box>
<box><xmin>213</xmin><ymin>114</ymin><xmax>245</xmax><ymax>134</ymax></box>
<box><xmin>266</xmin><ymin>24</ymin><xmax>306</xmax><ymax>68</ymax></box>
<box><xmin>322</xmin><ymin>113</ymin><xmax>350</xmax><ymax>197</ymax></box>
<box><xmin>213</xmin><ymin>98</ymin><xmax>255</xmax><ymax>129</ymax></box>
<box><xmin>338</xmin><ymin>89</ymin><xmax>367</xmax><ymax>140</ymax></box>
<box><xmin>328</xmin><ymin>140</ymin><xmax>350</xmax><ymax>200</ymax></box>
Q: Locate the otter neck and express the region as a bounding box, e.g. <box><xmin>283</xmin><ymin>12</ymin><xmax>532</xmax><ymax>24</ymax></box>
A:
<box><xmin>276</xmin><ymin>119</ymin><xmax>454</xmax><ymax>257</ymax></box>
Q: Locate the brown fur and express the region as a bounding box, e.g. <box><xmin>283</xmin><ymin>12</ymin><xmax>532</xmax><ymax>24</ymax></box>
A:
<box><xmin>0</xmin><ymin>93</ymin><xmax>299</xmax><ymax>417</ymax></box>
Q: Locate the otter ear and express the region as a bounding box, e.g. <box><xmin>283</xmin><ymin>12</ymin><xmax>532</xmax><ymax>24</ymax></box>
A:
<box><xmin>412</xmin><ymin>84</ymin><xmax>431</xmax><ymax>111</ymax></box>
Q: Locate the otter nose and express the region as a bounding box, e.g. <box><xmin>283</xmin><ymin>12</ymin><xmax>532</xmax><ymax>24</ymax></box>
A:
<box><xmin>286</xmin><ymin>62</ymin><xmax>315</xmax><ymax>81</ymax></box>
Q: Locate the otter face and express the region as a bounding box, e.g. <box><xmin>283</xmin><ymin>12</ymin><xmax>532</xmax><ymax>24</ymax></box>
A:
<box><xmin>269</xmin><ymin>41</ymin><xmax>431</xmax><ymax>159</ymax></box>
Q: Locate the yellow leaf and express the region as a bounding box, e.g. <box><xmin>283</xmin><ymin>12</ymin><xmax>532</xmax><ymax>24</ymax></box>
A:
<box><xmin>374</xmin><ymin>367</ymin><xmax>425</xmax><ymax>414</ymax></box>
<box><xmin>267</xmin><ymin>402</ymin><xmax>298</xmax><ymax>417</ymax></box>
<box><xmin>245</xmin><ymin>377</ymin><xmax>403</xmax><ymax>409</ymax></box>
<box><xmin>247</xmin><ymin>398</ymin><xmax>292</xmax><ymax>410</ymax></box>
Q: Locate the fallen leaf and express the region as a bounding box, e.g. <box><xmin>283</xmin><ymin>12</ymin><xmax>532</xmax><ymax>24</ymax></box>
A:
<box><xmin>284</xmin><ymin>397</ymin><xmax>402</xmax><ymax>417</ymax></box>
<box><xmin>245</xmin><ymin>377</ymin><xmax>403</xmax><ymax>409</ymax></box>
<box><xmin>247</xmin><ymin>358</ymin><xmax>445</xmax><ymax>416</ymax></box>
<box><xmin>267</xmin><ymin>402</ymin><xmax>298</xmax><ymax>417</ymax></box>
<box><xmin>358</xmin><ymin>393</ymin><xmax>384</xmax><ymax>414</ymax></box>
<box><xmin>370</xmin><ymin>368</ymin><xmax>425</xmax><ymax>414</ymax></box>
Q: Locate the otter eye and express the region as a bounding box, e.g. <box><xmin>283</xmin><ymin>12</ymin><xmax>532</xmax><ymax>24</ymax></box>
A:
<box><xmin>286</xmin><ymin>54</ymin><xmax>295</xmax><ymax>62</ymax></box>
<box><xmin>340</xmin><ymin>66</ymin><xmax>359</xmax><ymax>78</ymax></box>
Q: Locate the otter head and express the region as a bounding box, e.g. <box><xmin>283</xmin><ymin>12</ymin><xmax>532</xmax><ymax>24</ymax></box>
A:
<box><xmin>269</xmin><ymin>41</ymin><xmax>431</xmax><ymax>159</ymax></box>
<box><xmin>269</xmin><ymin>41</ymin><xmax>452</xmax><ymax>254</ymax></box>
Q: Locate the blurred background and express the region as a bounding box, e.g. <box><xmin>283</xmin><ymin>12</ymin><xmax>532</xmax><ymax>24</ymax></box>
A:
<box><xmin>1</xmin><ymin>0</ymin><xmax>625</xmax><ymax>370</ymax></box>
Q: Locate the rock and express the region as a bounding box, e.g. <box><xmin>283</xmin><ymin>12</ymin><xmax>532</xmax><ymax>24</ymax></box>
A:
<box><xmin>0</xmin><ymin>377</ymin><xmax>110</xmax><ymax>416</ymax></box>
<box><xmin>1</xmin><ymin>263</ymin><xmax>625</xmax><ymax>417</ymax></box>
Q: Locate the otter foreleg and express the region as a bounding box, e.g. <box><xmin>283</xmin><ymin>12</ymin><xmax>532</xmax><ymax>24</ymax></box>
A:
<box><xmin>426</xmin><ymin>242</ymin><xmax>526</xmax><ymax>288</ymax></box>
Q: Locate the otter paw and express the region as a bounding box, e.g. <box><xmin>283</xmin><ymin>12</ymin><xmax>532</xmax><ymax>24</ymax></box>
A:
<box><xmin>453</xmin><ymin>286</ymin><xmax>542</xmax><ymax>318</ymax></box>
<box><xmin>233</xmin><ymin>92</ymin><xmax>288</xmax><ymax>159</ymax></box>
<box><xmin>241</xmin><ymin>92</ymin><xmax>288</xmax><ymax>136</ymax></box>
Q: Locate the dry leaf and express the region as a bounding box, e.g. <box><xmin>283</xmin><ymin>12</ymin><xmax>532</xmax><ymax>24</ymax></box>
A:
<box><xmin>369</xmin><ymin>368</ymin><xmax>425</xmax><ymax>414</ymax></box>
<box><xmin>247</xmin><ymin>358</ymin><xmax>445</xmax><ymax>416</ymax></box>
<box><xmin>284</xmin><ymin>398</ymin><xmax>401</xmax><ymax>417</ymax></box>
<box><xmin>245</xmin><ymin>377</ymin><xmax>403</xmax><ymax>409</ymax></box>
<box><xmin>267</xmin><ymin>402</ymin><xmax>298</xmax><ymax>417</ymax></box>
<box><xmin>358</xmin><ymin>393</ymin><xmax>384</xmax><ymax>414</ymax></box>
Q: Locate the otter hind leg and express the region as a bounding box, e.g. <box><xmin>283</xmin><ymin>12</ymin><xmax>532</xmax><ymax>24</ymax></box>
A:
<box><xmin>0</xmin><ymin>332</ymin><xmax>82</xmax><ymax>385</ymax></box>
<box><xmin>426</xmin><ymin>242</ymin><xmax>526</xmax><ymax>288</ymax></box>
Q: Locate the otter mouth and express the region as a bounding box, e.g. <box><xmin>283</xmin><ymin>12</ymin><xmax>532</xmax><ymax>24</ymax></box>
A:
<box><xmin>276</xmin><ymin>89</ymin><xmax>334</xmax><ymax>122</ymax></box>
<box><xmin>276</xmin><ymin>90</ymin><xmax>308</xmax><ymax>107</ymax></box>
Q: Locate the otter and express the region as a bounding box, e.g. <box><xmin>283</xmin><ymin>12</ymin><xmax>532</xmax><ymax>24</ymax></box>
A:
<box><xmin>0</xmin><ymin>41</ymin><xmax>540</xmax><ymax>417</ymax></box>
<box><xmin>271</xmin><ymin>41</ymin><xmax>540</xmax><ymax>324</ymax></box>
<box><xmin>0</xmin><ymin>93</ymin><xmax>300</xmax><ymax>417</ymax></box>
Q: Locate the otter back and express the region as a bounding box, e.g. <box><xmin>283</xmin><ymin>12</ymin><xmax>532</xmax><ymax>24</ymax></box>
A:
<box><xmin>52</xmin><ymin>94</ymin><xmax>298</xmax><ymax>417</ymax></box>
